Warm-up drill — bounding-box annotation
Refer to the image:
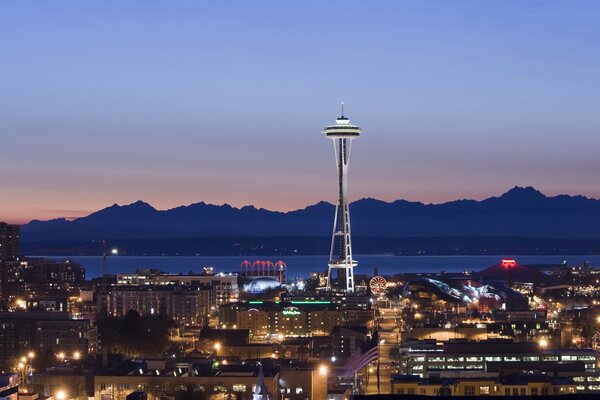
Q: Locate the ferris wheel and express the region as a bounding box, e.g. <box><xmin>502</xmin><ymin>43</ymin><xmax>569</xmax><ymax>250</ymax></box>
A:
<box><xmin>369</xmin><ymin>276</ymin><xmax>387</xmax><ymax>296</ymax></box>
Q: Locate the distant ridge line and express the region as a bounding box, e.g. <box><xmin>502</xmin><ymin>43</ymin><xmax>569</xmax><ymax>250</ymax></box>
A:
<box><xmin>19</xmin><ymin>186</ymin><xmax>600</xmax><ymax>243</ymax></box>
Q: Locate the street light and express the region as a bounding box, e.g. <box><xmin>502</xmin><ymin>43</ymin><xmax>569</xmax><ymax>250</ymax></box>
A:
<box><xmin>73</xmin><ymin>351</ymin><xmax>81</xmax><ymax>360</ymax></box>
<box><xmin>111</xmin><ymin>248</ymin><xmax>118</xmax><ymax>255</ymax></box>
<box><xmin>539</xmin><ymin>338</ymin><xmax>549</xmax><ymax>348</ymax></box>
<box><xmin>57</xmin><ymin>352</ymin><xmax>66</xmax><ymax>361</ymax></box>
<box><xmin>319</xmin><ymin>364</ymin><xmax>328</xmax><ymax>376</ymax></box>
<box><xmin>56</xmin><ymin>390</ymin><xmax>66</xmax><ymax>400</ymax></box>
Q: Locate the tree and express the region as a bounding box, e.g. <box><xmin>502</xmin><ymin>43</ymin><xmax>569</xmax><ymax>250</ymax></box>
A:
<box><xmin>97</xmin><ymin>310</ymin><xmax>175</xmax><ymax>357</ymax></box>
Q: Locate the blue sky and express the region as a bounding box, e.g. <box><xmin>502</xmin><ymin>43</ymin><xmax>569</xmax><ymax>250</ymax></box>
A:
<box><xmin>1</xmin><ymin>1</ymin><xmax>599</xmax><ymax>222</ymax></box>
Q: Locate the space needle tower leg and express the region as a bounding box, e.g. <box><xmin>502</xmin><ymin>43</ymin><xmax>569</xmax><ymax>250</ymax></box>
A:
<box><xmin>323</xmin><ymin>109</ymin><xmax>362</xmax><ymax>293</ymax></box>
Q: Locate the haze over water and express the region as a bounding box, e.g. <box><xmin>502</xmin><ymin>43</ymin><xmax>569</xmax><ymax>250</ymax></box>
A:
<box><xmin>38</xmin><ymin>254</ymin><xmax>600</xmax><ymax>279</ymax></box>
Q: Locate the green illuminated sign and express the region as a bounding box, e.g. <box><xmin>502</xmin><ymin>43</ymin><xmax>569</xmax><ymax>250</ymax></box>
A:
<box><xmin>290</xmin><ymin>300</ymin><xmax>331</xmax><ymax>304</ymax></box>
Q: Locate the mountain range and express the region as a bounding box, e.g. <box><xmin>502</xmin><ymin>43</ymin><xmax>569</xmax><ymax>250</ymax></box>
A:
<box><xmin>19</xmin><ymin>186</ymin><xmax>600</xmax><ymax>255</ymax></box>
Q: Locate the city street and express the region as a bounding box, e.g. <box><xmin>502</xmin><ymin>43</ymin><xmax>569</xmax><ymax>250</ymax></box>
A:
<box><xmin>366</xmin><ymin>307</ymin><xmax>399</xmax><ymax>394</ymax></box>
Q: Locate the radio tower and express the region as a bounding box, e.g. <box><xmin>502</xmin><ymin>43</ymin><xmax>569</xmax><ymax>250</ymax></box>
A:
<box><xmin>324</xmin><ymin>104</ymin><xmax>362</xmax><ymax>292</ymax></box>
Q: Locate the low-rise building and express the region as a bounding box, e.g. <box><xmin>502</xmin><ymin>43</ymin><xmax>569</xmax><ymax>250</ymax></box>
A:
<box><xmin>0</xmin><ymin>312</ymin><xmax>90</xmax><ymax>368</ymax></box>
<box><xmin>400</xmin><ymin>339</ymin><xmax>600</xmax><ymax>394</ymax></box>
<box><xmin>332</xmin><ymin>326</ymin><xmax>368</xmax><ymax>359</ymax></box>
<box><xmin>390</xmin><ymin>374</ymin><xmax>577</xmax><ymax>397</ymax></box>
<box><xmin>86</xmin><ymin>361</ymin><xmax>326</xmax><ymax>400</ymax></box>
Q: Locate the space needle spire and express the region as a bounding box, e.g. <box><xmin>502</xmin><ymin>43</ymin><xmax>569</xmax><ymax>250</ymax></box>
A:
<box><xmin>323</xmin><ymin>105</ymin><xmax>362</xmax><ymax>292</ymax></box>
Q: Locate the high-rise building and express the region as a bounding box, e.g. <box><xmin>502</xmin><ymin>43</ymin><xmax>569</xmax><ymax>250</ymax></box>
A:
<box><xmin>323</xmin><ymin>110</ymin><xmax>362</xmax><ymax>292</ymax></box>
<box><xmin>0</xmin><ymin>223</ymin><xmax>19</xmax><ymax>261</ymax></box>
<box><xmin>0</xmin><ymin>223</ymin><xmax>20</xmax><ymax>305</ymax></box>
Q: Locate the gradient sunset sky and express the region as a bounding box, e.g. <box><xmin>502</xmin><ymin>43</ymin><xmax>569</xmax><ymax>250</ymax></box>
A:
<box><xmin>2</xmin><ymin>1</ymin><xmax>600</xmax><ymax>224</ymax></box>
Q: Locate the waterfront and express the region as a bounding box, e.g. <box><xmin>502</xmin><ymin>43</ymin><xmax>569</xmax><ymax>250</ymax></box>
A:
<box><xmin>36</xmin><ymin>254</ymin><xmax>600</xmax><ymax>279</ymax></box>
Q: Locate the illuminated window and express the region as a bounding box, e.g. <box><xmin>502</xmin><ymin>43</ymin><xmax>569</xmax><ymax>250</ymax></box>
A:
<box><xmin>579</xmin><ymin>356</ymin><xmax>596</xmax><ymax>361</ymax></box>
<box><xmin>485</xmin><ymin>357</ymin><xmax>501</xmax><ymax>362</ymax></box>
<box><xmin>523</xmin><ymin>356</ymin><xmax>539</xmax><ymax>361</ymax></box>
<box><xmin>233</xmin><ymin>385</ymin><xmax>246</xmax><ymax>392</ymax></box>
<box><xmin>295</xmin><ymin>388</ymin><xmax>303</xmax><ymax>394</ymax></box>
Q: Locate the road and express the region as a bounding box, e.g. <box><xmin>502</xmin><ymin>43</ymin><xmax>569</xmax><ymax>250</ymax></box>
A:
<box><xmin>365</xmin><ymin>307</ymin><xmax>399</xmax><ymax>395</ymax></box>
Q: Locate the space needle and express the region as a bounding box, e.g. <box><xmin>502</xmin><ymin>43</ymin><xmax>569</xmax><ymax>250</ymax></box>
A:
<box><xmin>323</xmin><ymin>104</ymin><xmax>362</xmax><ymax>292</ymax></box>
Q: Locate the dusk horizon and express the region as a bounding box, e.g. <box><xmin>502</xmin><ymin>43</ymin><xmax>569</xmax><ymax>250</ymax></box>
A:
<box><xmin>7</xmin><ymin>185</ymin><xmax>598</xmax><ymax>225</ymax></box>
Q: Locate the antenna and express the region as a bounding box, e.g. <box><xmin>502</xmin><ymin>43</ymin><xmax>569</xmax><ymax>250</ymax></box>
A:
<box><xmin>341</xmin><ymin>101</ymin><xmax>344</xmax><ymax>117</ymax></box>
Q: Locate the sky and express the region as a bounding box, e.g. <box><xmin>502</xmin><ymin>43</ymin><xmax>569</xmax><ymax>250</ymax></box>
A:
<box><xmin>1</xmin><ymin>1</ymin><xmax>600</xmax><ymax>223</ymax></box>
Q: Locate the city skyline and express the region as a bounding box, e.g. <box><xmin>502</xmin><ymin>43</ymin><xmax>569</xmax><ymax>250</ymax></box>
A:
<box><xmin>2</xmin><ymin>1</ymin><xmax>600</xmax><ymax>223</ymax></box>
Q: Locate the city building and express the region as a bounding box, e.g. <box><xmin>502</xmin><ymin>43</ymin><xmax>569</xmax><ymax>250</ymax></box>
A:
<box><xmin>116</xmin><ymin>269</ymin><xmax>238</xmax><ymax>305</ymax></box>
<box><xmin>22</xmin><ymin>259</ymin><xmax>85</xmax><ymax>285</ymax></box>
<box><xmin>98</xmin><ymin>285</ymin><xmax>212</xmax><ymax>327</ymax></box>
<box><xmin>390</xmin><ymin>374</ymin><xmax>577</xmax><ymax>397</ymax></box>
<box><xmin>2</xmin><ymin>259</ymin><xmax>86</xmax><ymax>300</ymax></box>
<box><xmin>0</xmin><ymin>223</ymin><xmax>20</xmax><ymax>305</ymax></box>
<box><xmin>218</xmin><ymin>300</ymin><xmax>373</xmax><ymax>339</ymax></box>
<box><xmin>0</xmin><ymin>312</ymin><xmax>91</xmax><ymax>368</ymax></box>
<box><xmin>332</xmin><ymin>326</ymin><xmax>368</xmax><ymax>359</ymax></box>
<box><xmin>400</xmin><ymin>339</ymin><xmax>600</xmax><ymax>394</ymax></box>
<box><xmin>87</xmin><ymin>361</ymin><xmax>327</xmax><ymax>400</ymax></box>
<box><xmin>0</xmin><ymin>224</ymin><xmax>19</xmax><ymax>261</ymax></box>
<box><xmin>284</xmin><ymin>294</ymin><xmax>371</xmax><ymax>310</ymax></box>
